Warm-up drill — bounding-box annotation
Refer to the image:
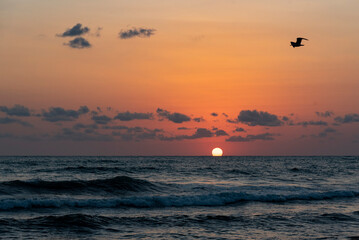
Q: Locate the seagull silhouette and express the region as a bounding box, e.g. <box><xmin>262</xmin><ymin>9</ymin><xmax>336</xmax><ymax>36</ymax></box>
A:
<box><xmin>290</xmin><ymin>37</ymin><xmax>308</xmax><ymax>48</ymax></box>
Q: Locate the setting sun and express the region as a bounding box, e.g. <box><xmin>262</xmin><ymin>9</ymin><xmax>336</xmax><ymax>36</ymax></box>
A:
<box><xmin>212</xmin><ymin>148</ymin><xmax>223</xmax><ymax>157</ymax></box>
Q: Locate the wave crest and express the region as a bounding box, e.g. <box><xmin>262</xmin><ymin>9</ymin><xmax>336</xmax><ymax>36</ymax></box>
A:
<box><xmin>0</xmin><ymin>176</ymin><xmax>158</xmax><ymax>195</ymax></box>
<box><xmin>0</xmin><ymin>189</ymin><xmax>358</xmax><ymax>210</ymax></box>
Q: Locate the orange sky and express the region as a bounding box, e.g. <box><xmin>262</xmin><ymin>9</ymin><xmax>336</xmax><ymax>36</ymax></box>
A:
<box><xmin>0</xmin><ymin>0</ymin><xmax>359</xmax><ymax>155</ymax></box>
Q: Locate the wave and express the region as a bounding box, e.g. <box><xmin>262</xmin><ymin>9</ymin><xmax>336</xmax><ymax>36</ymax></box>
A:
<box><xmin>0</xmin><ymin>176</ymin><xmax>159</xmax><ymax>195</ymax></box>
<box><xmin>1</xmin><ymin>189</ymin><xmax>358</xmax><ymax>210</ymax></box>
<box><xmin>0</xmin><ymin>214</ymin><xmax>113</xmax><ymax>230</ymax></box>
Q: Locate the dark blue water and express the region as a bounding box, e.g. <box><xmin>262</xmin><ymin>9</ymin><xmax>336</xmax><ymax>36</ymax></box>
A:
<box><xmin>1</xmin><ymin>156</ymin><xmax>359</xmax><ymax>239</ymax></box>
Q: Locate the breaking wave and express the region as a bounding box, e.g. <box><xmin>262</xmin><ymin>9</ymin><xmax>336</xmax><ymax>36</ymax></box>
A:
<box><xmin>1</xmin><ymin>189</ymin><xmax>358</xmax><ymax>210</ymax></box>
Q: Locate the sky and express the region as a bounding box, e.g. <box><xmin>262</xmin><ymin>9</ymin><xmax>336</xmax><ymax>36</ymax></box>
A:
<box><xmin>1</xmin><ymin>0</ymin><xmax>359</xmax><ymax>155</ymax></box>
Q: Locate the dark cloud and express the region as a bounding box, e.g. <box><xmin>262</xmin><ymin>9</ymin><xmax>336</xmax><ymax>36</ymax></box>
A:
<box><xmin>54</xmin><ymin>128</ymin><xmax>113</xmax><ymax>142</ymax></box>
<box><xmin>111</xmin><ymin>126</ymin><xmax>163</xmax><ymax>141</ymax></box>
<box><xmin>91</xmin><ymin>115</ymin><xmax>112</xmax><ymax>125</ymax></box>
<box><xmin>282</xmin><ymin>116</ymin><xmax>295</xmax><ymax>126</ymax></box>
<box><xmin>211</xmin><ymin>112</ymin><xmax>218</xmax><ymax>117</ymax></box>
<box><xmin>0</xmin><ymin>117</ymin><xmax>32</xmax><ymax>127</ymax></box>
<box><xmin>316</xmin><ymin>111</ymin><xmax>334</xmax><ymax>118</ymax></box>
<box><xmin>311</xmin><ymin>127</ymin><xmax>337</xmax><ymax>138</ymax></box>
<box><xmin>334</xmin><ymin>114</ymin><xmax>359</xmax><ymax>124</ymax></box>
<box><xmin>222</xmin><ymin>113</ymin><xmax>229</xmax><ymax>118</ymax></box>
<box><xmin>57</xmin><ymin>23</ymin><xmax>90</xmax><ymax>37</ymax></box>
<box><xmin>64</xmin><ymin>37</ymin><xmax>91</xmax><ymax>49</ymax></box>
<box><xmin>0</xmin><ymin>104</ymin><xmax>30</xmax><ymax>117</ymax></box>
<box><xmin>226</xmin><ymin>133</ymin><xmax>279</xmax><ymax>142</ymax></box>
<box><xmin>178</xmin><ymin>127</ymin><xmax>190</xmax><ymax>130</ymax></box>
<box><xmin>215</xmin><ymin>130</ymin><xmax>229</xmax><ymax>136</ymax></box>
<box><xmin>119</xmin><ymin>28</ymin><xmax>156</xmax><ymax>39</ymax></box>
<box><xmin>233</xmin><ymin>127</ymin><xmax>246</xmax><ymax>132</ymax></box>
<box><xmin>73</xmin><ymin>123</ymin><xmax>98</xmax><ymax>133</ymax></box>
<box><xmin>159</xmin><ymin>128</ymin><xmax>213</xmax><ymax>141</ymax></box>
<box><xmin>102</xmin><ymin>125</ymin><xmax>129</xmax><ymax>130</ymax></box>
<box><xmin>237</xmin><ymin>110</ymin><xmax>283</xmax><ymax>126</ymax></box>
<box><xmin>226</xmin><ymin>119</ymin><xmax>239</xmax><ymax>124</ymax></box>
<box><xmin>0</xmin><ymin>133</ymin><xmax>14</xmax><ymax>138</ymax></box>
<box><xmin>297</xmin><ymin>121</ymin><xmax>328</xmax><ymax>127</ymax></box>
<box><xmin>114</xmin><ymin>111</ymin><xmax>153</xmax><ymax>121</ymax></box>
<box><xmin>156</xmin><ymin>108</ymin><xmax>191</xmax><ymax>123</ymax></box>
<box><xmin>41</xmin><ymin>106</ymin><xmax>89</xmax><ymax>122</ymax></box>
<box><xmin>193</xmin><ymin>117</ymin><xmax>205</xmax><ymax>122</ymax></box>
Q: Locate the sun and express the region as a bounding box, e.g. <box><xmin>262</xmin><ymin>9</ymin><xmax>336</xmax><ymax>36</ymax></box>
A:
<box><xmin>212</xmin><ymin>147</ymin><xmax>223</xmax><ymax>157</ymax></box>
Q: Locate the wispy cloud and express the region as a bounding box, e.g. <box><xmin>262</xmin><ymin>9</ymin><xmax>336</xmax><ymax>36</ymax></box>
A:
<box><xmin>226</xmin><ymin>133</ymin><xmax>279</xmax><ymax>142</ymax></box>
<box><xmin>315</xmin><ymin>111</ymin><xmax>334</xmax><ymax>118</ymax></box>
<box><xmin>119</xmin><ymin>28</ymin><xmax>156</xmax><ymax>39</ymax></box>
<box><xmin>0</xmin><ymin>117</ymin><xmax>32</xmax><ymax>127</ymax></box>
<box><xmin>159</xmin><ymin>128</ymin><xmax>213</xmax><ymax>141</ymax></box>
<box><xmin>297</xmin><ymin>120</ymin><xmax>328</xmax><ymax>127</ymax></box>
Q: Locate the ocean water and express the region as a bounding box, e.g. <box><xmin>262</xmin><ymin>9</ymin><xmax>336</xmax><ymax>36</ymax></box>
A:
<box><xmin>0</xmin><ymin>156</ymin><xmax>359</xmax><ymax>239</ymax></box>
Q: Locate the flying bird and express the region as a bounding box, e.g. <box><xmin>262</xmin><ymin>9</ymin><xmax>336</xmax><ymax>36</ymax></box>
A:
<box><xmin>290</xmin><ymin>37</ymin><xmax>308</xmax><ymax>48</ymax></box>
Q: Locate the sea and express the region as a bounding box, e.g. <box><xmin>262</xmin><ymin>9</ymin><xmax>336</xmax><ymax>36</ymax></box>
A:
<box><xmin>0</xmin><ymin>156</ymin><xmax>359</xmax><ymax>239</ymax></box>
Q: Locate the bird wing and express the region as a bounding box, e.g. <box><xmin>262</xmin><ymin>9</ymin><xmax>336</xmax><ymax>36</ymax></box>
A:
<box><xmin>296</xmin><ymin>37</ymin><xmax>308</xmax><ymax>44</ymax></box>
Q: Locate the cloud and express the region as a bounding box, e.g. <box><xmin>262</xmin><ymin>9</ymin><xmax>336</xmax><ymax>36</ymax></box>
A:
<box><xmin>119</xmin><ymin>28</ymin><xmax>156</xmax><ymax>39</ymax></box>
<box><xmin>73</xmin><ymin>123</ymin><xmax>98</xmax><ymax>133</ymax></box>
<box><xmin>111</xmin><ymin>126</ymin><xmax>163</xmax><ymax>141</ymax></box>
<box><xmin>0</xmin><ymin>133</ymin><xmax>14</xmax><ymax>138</ymax></box>
<box><xmin>193</xmin><ymin>117</ymin><xmax>205</xmax><ymax>122</ymax></box>
<box><xmin>102</xmin><ymin>125</ymin><xmax>129</xmax><ymax>130</ymax></box>
<box><xmin>311</xmin><ymin>127</ymin><xmax>337</xmax><ymax>138</ymax></box>
<box><xmin>237</xmin><ymin>110</ymin><xmax>283</xmax><ymax>126</ymax></box>
<box><xmin>233</xmin><ymin>127</ymin><xmax>246</xmax><ymax>132</ymax></box>
<box><xmin>226</xmin><ymin>133</ymin><xmax>279</xmax><ymax>142</ymax></box>
<box><xmin>226</xmin><ymin>119</ymin><xmax>238</xmax><ymax>124</ymax></box>
<box><xmin>54</xmin><ymin>128</ymin><xmax>113</xmax><ymax>142</ymax></box>
<box><xmin>94</xmin><ymin>27</ymin><xmax>102</xmax><ymax>37</ymax></box>
<box><xmin>41</xmin><ymin>106</ymin><xmax>89</xmax><ymax>122</ymax></box>
<box><xmin>282</xmin><ymin>116</ymin><xmax>295</xmax><ymax>126</ymax></box>
<box><xmin>282</xmin><ymin>116</ymin><xmax>289</xmax><ymax>121</ymax></box>
<box><xmin>159</xmin><ymin>128</ymin><xmax>213</xmax><ymax>141</ymax></box>
<box><xmin>91</xmin><ymin>115</ymin><xmax>112</xmax><ymax>125</ymax></box>
<box><xmin>0</xmin><ymin>117</ymin><xmax>32</xmax><ymax>127</ymax></box>
<box><xmin>316</xmin><ymin>111</ymin><xmax>334</xmax><ymax>118</ymax></box>
<box><xmin>222</xmin><ymin>113</ymin><xmax>229</xmax><ymax>118</ymax></box>
<box><xmin>211</xmin><ymin>112</ymin><xmax>218</xmax><ymax>117</ymax></box>
<box><xmin>57</xmin><ymin>23</ymin><xmax>90</xmax><ymax>37</ymax></box>
<box><xmin>156</xmin><ymin>108</ymin><xmax>191</xmax><ymax>123</ymax></box>
<box><xmin>215</xmin><ymin>130</ymin><xmax>229</xmax><ymax>136</ymax></box>
<box><xmin>297</xmin><ymin>120</ymin><xmax>328</xmax><ymax>127</ymax></box>
<box><xmin>114</xmin><ymin>111</ymin><xmax>153</xmax><ymax>121</ymax></box>
<box><xmin>64</xmin><ymin>37</ymin><xmax>91</xmax><ymax>49</ymax></box>
<box><xmin>178</xmin><ymin>127</ymin><xmax>190</xmax><ymax>130</ymax></box>
<box><xmin>0</xmin><ymin>104</ymin><xmax>30</xmax><ymax>117</ymax></box>
<box><xmin>334</xmin><ymin>113</ymin><xmax>359</xmax><ymax>124</ymax></box>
